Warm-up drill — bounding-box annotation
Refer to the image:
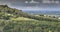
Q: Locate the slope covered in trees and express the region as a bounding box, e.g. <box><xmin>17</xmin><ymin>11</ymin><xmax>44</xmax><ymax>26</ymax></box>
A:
<box><xmin>0</xmin><ymin>5</ymin><xmax>60</xmax><ymax>32</ymax></box>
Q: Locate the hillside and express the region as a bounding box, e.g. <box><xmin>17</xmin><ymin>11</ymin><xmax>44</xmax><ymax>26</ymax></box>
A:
<box><xmin>0</xmin><ymin>5</ymin><xmax>60</xmax><ymax>21</ymax></box>
<box><xmin>0</xmin><ymin>5</ymin><xmax>60</xmax><ymax>32</ymax></box>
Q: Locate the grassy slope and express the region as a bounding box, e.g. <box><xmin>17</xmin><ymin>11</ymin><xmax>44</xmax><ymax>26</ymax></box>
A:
<box><xmin>0</xmin><ymin>5</ymin><xmax>59</xmax><ymax>21</ymax></box>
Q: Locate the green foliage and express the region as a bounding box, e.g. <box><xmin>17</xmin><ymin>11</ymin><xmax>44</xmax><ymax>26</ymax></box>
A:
<box><xmin>0</xmin><ymin>20</ymin><xmax>60</xmax><ymax>32</ymax></box>
<box><xmin>0</xmin><ymin>5</ymin><xmax>60</xmax><ymax>32</ymax></box>
<box><xmin>0</xmin><ymin>5</ymin><xmax>60</xmax><ymax>21</ymax></box>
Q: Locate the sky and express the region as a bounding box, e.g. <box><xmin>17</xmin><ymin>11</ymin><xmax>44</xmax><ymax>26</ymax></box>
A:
<box><xmin>0</xmin><ymin>0</ymin><xmax>60</xmax><ymax>11</ymax></box>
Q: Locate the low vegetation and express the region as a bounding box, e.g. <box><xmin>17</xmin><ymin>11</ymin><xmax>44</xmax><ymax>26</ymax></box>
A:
<box><xmin>0</xmin><ymin>5</ymin><xmax>60</xmax><ymax>32</ymax></box>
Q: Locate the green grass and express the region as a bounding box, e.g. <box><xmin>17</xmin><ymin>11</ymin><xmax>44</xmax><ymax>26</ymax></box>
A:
<box><xmin>0</xmin><ymin>20</ymin><xmax>60</xmax><ymax>32</ymax></box>
<box><xmin>10</xmin><ymin>17</ymin><xmax>33</xmax><ymax>20</ymax></box>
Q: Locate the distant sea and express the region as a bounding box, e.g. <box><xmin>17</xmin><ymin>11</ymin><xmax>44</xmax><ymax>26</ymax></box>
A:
<box><xmin>23</xmin><ymin>10</ymin><xmax>60</xmax><ymax>14</ymax></box>
<box><xmin>23</xmin><ymin>10</ymin><xmax>60</xmax><ymax>17</ymax></box>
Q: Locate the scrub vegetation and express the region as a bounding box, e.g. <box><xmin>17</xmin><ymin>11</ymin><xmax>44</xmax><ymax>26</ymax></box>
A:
<box><xmin>0</xmin><ymin>5</ymin><xmax>60</xmax><ymax>32</ymax></box>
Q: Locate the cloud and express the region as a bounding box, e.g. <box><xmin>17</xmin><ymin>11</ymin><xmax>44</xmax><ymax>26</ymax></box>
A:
<box><xmin>42</xmin><ymin>0</ymin><xmax>59</xmax><ymax>4</ymax></box>
<box><xmin>29</xmin><ymin>0</ymin><xmax>39</xmax><ymax>3</ymax></box>
<box><xmin>25</xmin><ymin>1</ymin><xmax>28</xmax><ymax>3</ymax></box>
<box><xmin>25</xmin><ymin>0</ymin><xmax>39</xmax><ymax>4</ymax></box>
<box><xmin>0</xmin><ymin>1</ymin><xmax>10</xmax><ymax>5</ymax></box>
